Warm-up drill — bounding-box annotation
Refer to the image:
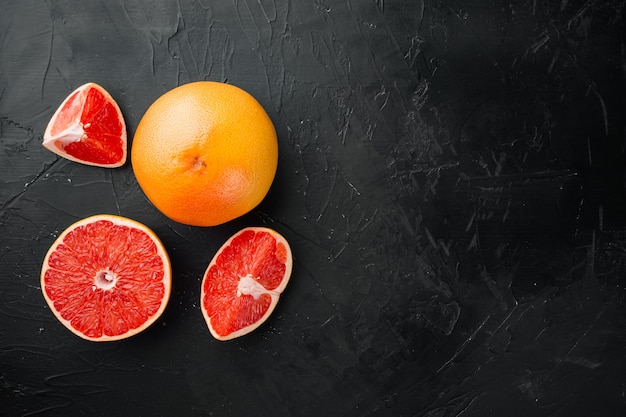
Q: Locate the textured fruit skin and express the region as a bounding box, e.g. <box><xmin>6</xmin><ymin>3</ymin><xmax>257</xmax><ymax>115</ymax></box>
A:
<box><xmin>40</xmin><ymin>214</ymin><xmax>171</xmax><ymax>342</ymax></box>
<box><xmin>131</xmin><ymin>81</ymin><xmax>278</xmax><ymax>226</ymax></box>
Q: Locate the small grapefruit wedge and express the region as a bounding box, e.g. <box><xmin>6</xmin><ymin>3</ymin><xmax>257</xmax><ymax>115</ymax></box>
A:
<box><xmin>43</xmin><ymin>83</ymin><xmax>127</xmax><ymax>167</ymax></box>
<box><xmin>40</xmin><ymin>214</ymin><xmax>171</xmax><ymax>341</ymax></box>
<box><xmin>201</xmin><ymin>227</ymin><xmax>293</xmax><ymax>341</ymax></box>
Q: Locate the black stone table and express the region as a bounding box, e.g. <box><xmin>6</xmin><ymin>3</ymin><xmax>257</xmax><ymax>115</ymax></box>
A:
<box><xmin>1</xmin><ymin>1</ymin><xmax>625</xmax><ymax>416</ymax></box>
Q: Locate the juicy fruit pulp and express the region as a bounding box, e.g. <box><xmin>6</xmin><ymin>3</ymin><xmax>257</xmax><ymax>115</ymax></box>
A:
<box><xmin>43</xmin><ymin>83</ymin><xmax>127</xmax><ymax>167</ymax></box>
<box><xmin>41</xmin><ymin>215</ymin><xmax>171</xmax><ymax>341</ymax></box>
<box><xmin>201</xmin><ymin>227</ymin><xmax>293</xmax><ymax>340</ymax></box>
<box><xmin>131</xmin><ymin>81</ymin><xmax>278</xmax><ymax>226</ymax></box>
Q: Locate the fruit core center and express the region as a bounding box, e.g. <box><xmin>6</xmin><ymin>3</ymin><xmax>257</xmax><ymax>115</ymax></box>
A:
<box><xmin>94</xmin><ymin>270</ymin><xmax>117</xmax><ymax>290</ymax></box>
<box><xmin>192</xmin><ymin>156</ymin><xmax>206</xmax><ymax>170</ymax></box>
<box><xmin>237</xmin><ymin>275</ymin><xmax>266</xmax><ymax>299</ymax></box>
<box><xmin>48</xmin><ymin>122</ymin><xmax>86</xmax><ymax>146</ymax></box>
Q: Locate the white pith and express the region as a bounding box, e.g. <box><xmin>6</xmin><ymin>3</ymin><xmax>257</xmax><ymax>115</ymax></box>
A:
<box><xmin>43</xmin><ymin>122</ymin><xmax>86</xmax><ymax>147</ymax></box>
<box><xmin>94</xmin><ymin>269</ymin><xmax>117</xmax><ymax>290</ymax></box>
<box><xmin>237</xmin><ymin>274</ymin><xmax>270</xmax><ymax>299</ymax></box>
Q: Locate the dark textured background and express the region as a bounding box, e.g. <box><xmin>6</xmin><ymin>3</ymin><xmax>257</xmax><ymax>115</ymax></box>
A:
<box><xmin>1</xmin><ymin>1</ymin><xmax>626</xmax><ymax>416</ymax></box>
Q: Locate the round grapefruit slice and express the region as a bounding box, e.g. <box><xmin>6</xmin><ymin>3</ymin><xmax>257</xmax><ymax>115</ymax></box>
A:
<box><xmin>40</xmin><ymin>214</ymin><xmax>171</xmax><ymax>342</ymax></box>
<box><xmin>201</xmin><ymin>227</ymin><xmax>293</xmax><ymax>341</ymax></box>
<box><xmin>43</xmin><ymin>82</ymin><xmax>127</xmax><ymax>167</ymax></box>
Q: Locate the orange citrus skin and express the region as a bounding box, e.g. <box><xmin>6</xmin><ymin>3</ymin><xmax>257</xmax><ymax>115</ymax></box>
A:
<box><xmin>131</xmin><ymin>81</ymin><xmax>278</xmax><ymax>226</ymax></box>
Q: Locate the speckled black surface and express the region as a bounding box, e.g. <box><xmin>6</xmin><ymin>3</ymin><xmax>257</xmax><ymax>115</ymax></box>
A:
<box><xmin>2</xmin><ymin>1</ymin><xmax>626</xmax><ymax>416</ymax></box>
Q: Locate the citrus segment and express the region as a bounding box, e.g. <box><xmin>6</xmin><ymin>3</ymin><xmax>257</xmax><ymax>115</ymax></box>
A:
<box><xmin>201</xmin><ymin>227</ymin><xmax>293</xmax><ymax>340</ymax></box>
<box><xmin>131</xmin><ymin>81</ymin><xmax>278</xmax><ymax>226</ymax></box>
<box><xmin>43</xmin><ymin>83</ymin><xmax>127</xmax><ymax>167</ymax></box>
<box><xmin>40</xmin><ymin>215</ymin><xmax>171</xmax><ymax>341</ymax></box>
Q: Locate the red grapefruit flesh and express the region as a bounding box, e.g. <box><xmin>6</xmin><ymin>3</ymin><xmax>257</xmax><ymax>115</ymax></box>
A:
<box><xmin>43</xmin><ymin>83</ymin><xmax>127</xmax><ymax>167</ymax></box>
<box><xmin>201</xmin><ymin>227</ymin><xmax>293</xmax><ymax>341</ymax></box>
<box><xmin>40</xmin><ymin>215</ymin><xmax>171</xmax><ymax>341</ymax></box>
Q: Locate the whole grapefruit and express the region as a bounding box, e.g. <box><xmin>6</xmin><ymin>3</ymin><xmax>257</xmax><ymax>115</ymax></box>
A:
<box><xmin>131</xmin><ymin>81</ymin><xmax>278</xmax><ymax>226</ymax></box>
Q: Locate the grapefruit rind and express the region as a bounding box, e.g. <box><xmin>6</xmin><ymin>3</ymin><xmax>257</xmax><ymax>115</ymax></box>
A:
<box><xmin>40</xmin><ymin>214</ymin><xmax>171</xmax><ymax>342</ymax></box>
<box><xmin>131</xmin><ymin>81</ymin><xmax>278</xmax><ymax>226</ymax></box>
<box><xmin>200</xmin><ymin>227</ymin><xmax>293</xmax><ymax>341</ymax></box>
<box><xmin>43</xmin><ymin>82</ymin><xmax>127</xmax><ymax>168</ymax></box>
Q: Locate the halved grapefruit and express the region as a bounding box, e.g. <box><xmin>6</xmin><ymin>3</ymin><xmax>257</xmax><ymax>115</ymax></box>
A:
<box><xmin>43</xmin><ymin>82</ymin><xmax>127</xmax><ymax>167</ymax></box>
<box><xmin>201</xmin><ymin>227</ymin><xmax>293</xmax><ymax>340</ymax></box>
<box><xmin>40</xmin><ymin>214</ymin><xmax>171</xmax><ymax>341</ymax></box>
